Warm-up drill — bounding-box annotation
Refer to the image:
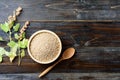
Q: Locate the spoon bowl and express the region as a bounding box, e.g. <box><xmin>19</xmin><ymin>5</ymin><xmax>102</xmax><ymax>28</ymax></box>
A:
<box><xmin>62</xmin><ymin>48</ymin><xmax>75</xmax><ymax>60</ymax></box>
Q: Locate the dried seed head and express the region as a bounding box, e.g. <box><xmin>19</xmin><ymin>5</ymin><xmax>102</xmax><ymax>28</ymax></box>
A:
<box><xmin>13</xmin><ymin>15</ymin><xmax>16</xmax><ymax>21</ymax></box>
<box><xmin>19</xmin><ymin>21</ymin><xmax>30</xmax><ymax>40</ymax></box>
<box><xmin>16</xmin><ymin>11</ymin><xmax>21</xmax><ymax>16</ymax></box>
<box><xmin>25</xmin><ymin>21</ymin><xmax>30</xmax><ymax>26</ymax></box>
<box><xmin>23</xmin><ymin>25</ymin><xmax>28</xmax><ymax>29</ymax></box>
<box><xmin>20</xmin><ymin>30</ymin><xmax>24</xmax><ymax>34</ymax></box>
<box><xmin>16</xmin><ymin>6</ymin><xmax>22</xmax><ymax>12</ymax></box>
<box><xmin>19</xmin><ymin>34</ymin><xmax>23</xmax><ymax>40</ymax></box>
<box><xmin>8</xmin><ymin>15</ymin><xmax>13</xmax><ymax>21</ymax></box>
<box><xmin>22</xmin><ymin>27</ymin><xmax>26</xmax><ymax>31</ymax></box>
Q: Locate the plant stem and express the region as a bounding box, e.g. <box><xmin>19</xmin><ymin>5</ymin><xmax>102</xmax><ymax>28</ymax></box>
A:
<box><xmin>18</xmin><ymin>46</ymin><xmax>21</xmax><ymax>66</ymax></box>
<box><xmin>9</xmin><ymin>31</ymin><xmax>12</xmax><ymax>41</ymax></box>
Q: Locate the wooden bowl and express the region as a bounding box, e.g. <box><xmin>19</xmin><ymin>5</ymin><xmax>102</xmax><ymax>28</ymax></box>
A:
<box><xmin>27</xmin><ymin>30</ymin><xmax>62</xmax><ymax>64</ymax></box>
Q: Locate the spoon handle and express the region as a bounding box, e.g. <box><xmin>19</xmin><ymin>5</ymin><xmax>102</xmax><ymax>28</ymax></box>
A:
<box><xmin>38</xmin><ymin>59</ymin><xmax>62</xmax><ymax>78</ymax></box>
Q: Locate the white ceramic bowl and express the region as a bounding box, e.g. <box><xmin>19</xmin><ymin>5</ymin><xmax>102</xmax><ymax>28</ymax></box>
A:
<box><xmin>27</xmin><ymin>30</ymin><xmax>62</xmax><ymax>64</ymax></box>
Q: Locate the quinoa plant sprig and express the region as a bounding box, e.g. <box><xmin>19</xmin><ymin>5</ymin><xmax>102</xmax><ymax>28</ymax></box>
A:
<box><xmin>0</xmin><ymin>7</ymin><xmax>30</xmax><ymax>65</ymax></box>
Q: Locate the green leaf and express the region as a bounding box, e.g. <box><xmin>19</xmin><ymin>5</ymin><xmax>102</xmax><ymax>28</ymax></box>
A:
<box><xmin>9</xmin><ymin>52</ymin><xmax>16</xmax><ymax>62</ymax></box>
<box><xmin>0</xmin><ymin>47</ymin><xmax>7</xmax><ymax>55</ymax></box>
<box><xmin>21</xmin><ymin>49</ymin><xmax>25</xmax><ymax>58</ymax></box>
<box><xmin>7</xmin><ymin>40</ymin><xmax>16</xmax><ymax>48</ymax></box>
<box><xmin>13</xmin><ymin>23</ymin><xmax>20</xmax><ymax>32</ymax></box>
<box><xmin>8</xmin><ymin>21</ymin><xmax>14</xmax><ymax>29</ymax></box>
<box><xmin>0</xmin><ymin>37</ymin><xmax>3</xmax><ymax>41</ymax></box>
<box><xmin>14</xmin><ymin>33</ymin><xmax>19</xmax><ymax>40</ymax></box>
<box><xmin>18</xmin><ymin>38</ymin><xmax>28</xmax><ymax>48</ymax></box>
<box><xmin>8</xmin><ymin>45</ymin><xmax>18</xmax><ymax>62</ymax></box>
<box><xmin>0</xmin><ymin>47</ymin><xmax>9</xmax><ymax>63</ymax></box>
<box><xmin>4</xmin><ymin>51</ymin><xmax>9</xmax><ymax>56</ymax></box>
<box><xmin>0</xmin><ymin>55</ymin><xmax>2</xmax><ymax>63</ymax></box>
<box><xmin>21</xmin><ymin>32</ymin><xmax>25</xmax><ymax>39</ymax></box>
<box><xmin>0</xmin><ymin>22</ymin><xmax>9</xmax><ymax>33</ymax></box>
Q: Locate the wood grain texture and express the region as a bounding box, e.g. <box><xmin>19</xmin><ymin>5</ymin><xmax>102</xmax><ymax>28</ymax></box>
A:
<box><xmin>0</xmin><ymin>0</ymin><xmax>120</xmax><ymax>22</ymax></box>
<box><xmin>0</xmin><ymin>22</ymin><xmax>120</xmax><ymax>73</ymax></box>
<box><xmin>0</xmin><ymin>73</ymin><xmax>120</xmax><ymax>80</ymax></box>
<box><xmin>0</xmin><ymin>0</ymin><xmax>120</xmax><ymax>80</ymax></box>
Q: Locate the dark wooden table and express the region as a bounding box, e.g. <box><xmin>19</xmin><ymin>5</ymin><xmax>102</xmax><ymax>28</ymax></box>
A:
<box><xmin>0</xmin><ymin>0</ymin><xmax>120</xmax><ymax>80</ymax></box>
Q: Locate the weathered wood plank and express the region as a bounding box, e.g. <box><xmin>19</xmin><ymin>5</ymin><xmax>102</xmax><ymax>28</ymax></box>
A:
<box><xmin>0</xmin><ymin>73</ymin><xmax>120</xmax><ymax>80</ymax></box>
<box><xmin>26</xmin><ymin>22</ymin><xmax>120</xmax><ymax>47</ymax></box>
<box><xmin>2</xmin><ymin>22</ymin><xmax>120</xmax><ymax>47</ymax></box>
<box><xmin>0</xmin><ymin>22</ymin><xmax>120</xmax><ymax>73</ymax></box>
<box><xmin>1</xmin><ymin>47</ymin><xmax>120</xmax><ymax>73</ymax></box>
<box><xmin>0</xmin><ymin>0</ymin><xmax>120</xmax><ymax>22</ymax></box>
<box><xmin>0</xmin><ymin>1</ymin><xmax>120</xmax><ymax>79</ymax></box>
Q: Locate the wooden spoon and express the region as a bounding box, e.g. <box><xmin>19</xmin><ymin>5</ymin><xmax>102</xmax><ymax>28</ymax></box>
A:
<box><xmin>38</xmin><ymin>47</ymin><xmax>75</xmax><ymax>78</ymax></box>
